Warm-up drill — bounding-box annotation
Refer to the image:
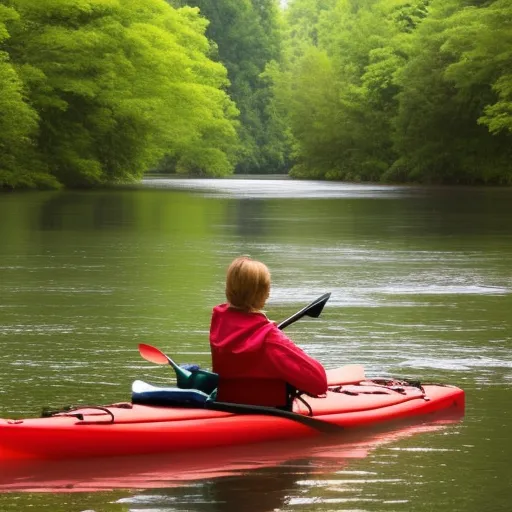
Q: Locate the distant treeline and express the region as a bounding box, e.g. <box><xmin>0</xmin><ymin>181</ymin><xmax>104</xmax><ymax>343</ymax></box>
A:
<box><xmin>1</xmin><ymin>0</ymin><xmax>511</xmax><ymax>189</ymax></box>
<box><xmin>276</xmin><ymin>0</ymin><xmax>512</xmax><ymax>185</ymax></box>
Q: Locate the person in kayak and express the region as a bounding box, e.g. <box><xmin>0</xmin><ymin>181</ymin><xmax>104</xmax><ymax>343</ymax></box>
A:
<box><xmin>209</xmin><ymin>256</ymin><xmax>328</xmax><ymax>409</ymax></box>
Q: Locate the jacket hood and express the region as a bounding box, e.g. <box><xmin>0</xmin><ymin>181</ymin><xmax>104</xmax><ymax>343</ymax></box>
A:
<box><xmin>210</xmin><ymin>304</ymin><xmax>276</xmax><ymax>354</ymax></box>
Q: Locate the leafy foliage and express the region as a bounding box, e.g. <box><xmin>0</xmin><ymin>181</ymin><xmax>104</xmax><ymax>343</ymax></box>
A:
<box><xmin>393</xmin><ymin>0</ymin><xmax>512</xmax><ymax>183</ymax></box>
<box><xmin>3</xmin><ymin>0</ymin><xmax>512</xmax><ymax>187</ymax></box>
<box><xmin>0</xmin><ymin>0</ymin><xmax>239</xmax><ymax>189</ymax></box>
<box><xmin>0</xmin><ymin>5</ymin><xmax>58</xmax><ymax>188</ymax></box>
<box><xmin>172</xmin><ymin>0</ymin><xmax>289</xmax><ymax>173</ymax></box>
<box><xmin>277</xmin><ymin>0</ymin><xmax>512</xmax><ymax>184</ymax></box>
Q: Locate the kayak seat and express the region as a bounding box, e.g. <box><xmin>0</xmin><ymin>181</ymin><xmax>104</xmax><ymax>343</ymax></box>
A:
<box><xmin>131</xmin><ymin>380</ymin><xmax>209</xmax><ymax>407</ymax></box>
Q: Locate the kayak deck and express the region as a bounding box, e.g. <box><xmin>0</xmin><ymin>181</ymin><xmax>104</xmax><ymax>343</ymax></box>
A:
<box><xmin>0</xmin><ymin>379</ymin><xmax>464</xmax><ymax>461</ymax></box>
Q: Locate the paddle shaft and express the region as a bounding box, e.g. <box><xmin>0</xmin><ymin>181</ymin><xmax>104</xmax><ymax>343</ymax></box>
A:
<box><xmin>206</xmin><ymin>400</ymin><xmax>342</xmax><ymax>434</ymax></box>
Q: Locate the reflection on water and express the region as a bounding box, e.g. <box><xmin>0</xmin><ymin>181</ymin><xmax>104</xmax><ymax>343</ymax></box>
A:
<box><xmin>0</xmin><ymin>419</ymin><xmax>459</xmax><ymax>493</ymax></box>
<box><xmin>36</xmin><ymin>191</ymin><xmax>136</xmax><ymax>231</ymax></box>
<box><xmin>0</xmin><ymin>179</ymin><xmax>511</xmax><ymax>511</ymax></box>
<box><xmin>142</xmin><ymin>177</ymin><xmax>407</xmax><ymax>199</ymax></box>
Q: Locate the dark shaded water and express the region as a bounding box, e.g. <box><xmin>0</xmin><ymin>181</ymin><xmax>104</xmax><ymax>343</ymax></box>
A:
<box><xmin>0</xmin><ymin>178</ymin><xmax>511</xmax><ymax>511</ymax></box>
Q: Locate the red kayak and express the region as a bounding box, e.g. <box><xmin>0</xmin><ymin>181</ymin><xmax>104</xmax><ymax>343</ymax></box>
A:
<box><xmin>0</xmin><ymin>368</ymin><xmax>464</xmax><ymax>461</ymax></box>
<box><xmin>0</xmin><ymin>418</ymin><xmax>461</xmax><ymax>493</ymax></box>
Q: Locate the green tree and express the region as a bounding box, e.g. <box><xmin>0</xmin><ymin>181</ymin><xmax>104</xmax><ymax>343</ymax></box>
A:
<box><xmin>1</xmin><ymin>0</ymin><xmax>239</xmax><ymax>189</ymax></box>
<box><xmin>0</xmin><ymin>4</ymin><xmax>57</xmax><ymax>188</ymax></box>
<box><xmin>279</xmin><ymin>0</ymin><xmax>415</xmax><ymax>181</ymax></box>
<box><xmin>279</xmin><ymin>0</ymin><xmax>512</xmax><ymax>184</ymax></box>
<box><xmin>392</xmin><ymin>0</ymin><xmax>512</xmax><ymax>184</ymax></box>
<box><xmin>443</xmin><ymin>0</ymin><xmax>512</xmax><ymax>137</ymax></box>
<box><xmin>172</xmin><ymin>0</ymin><xmax>289</xmax><ymax>173</ymax></box>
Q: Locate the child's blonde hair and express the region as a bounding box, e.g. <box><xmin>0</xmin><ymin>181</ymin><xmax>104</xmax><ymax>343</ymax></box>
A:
<box><xmin>225</xmin><ymin>256</ymin><xmax>271</xmax><ymax>312</ymax></box>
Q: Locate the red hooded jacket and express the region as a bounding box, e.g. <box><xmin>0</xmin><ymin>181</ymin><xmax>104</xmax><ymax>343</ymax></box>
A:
<box><xmin>209</xmin><ymin>304</ymin><xmax>327</xmax><ymax>407</ymax></box>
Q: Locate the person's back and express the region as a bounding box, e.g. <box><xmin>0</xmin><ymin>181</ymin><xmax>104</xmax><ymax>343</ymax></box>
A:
<box><xmin>209</xmin><ymin>256</ymin><xmax>327</xmax><ymax>408</ymax></box>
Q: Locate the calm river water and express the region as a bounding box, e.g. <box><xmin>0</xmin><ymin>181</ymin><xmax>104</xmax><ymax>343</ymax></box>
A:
<box><xmin>0</xmin><ymin>178</ymin><xmax>511</xmax><ymax>511</ymax></box>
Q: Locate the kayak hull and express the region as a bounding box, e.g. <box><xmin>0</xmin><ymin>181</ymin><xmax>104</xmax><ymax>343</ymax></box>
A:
<box><xmin>0</xmin><ymin>418</ymin><xmax>462</xmax><ymax>493</ymax></box>
<box><xmin>0</xmin><ymin>381</ymin><xmax>464</xmax><ymax>461</ymax></box>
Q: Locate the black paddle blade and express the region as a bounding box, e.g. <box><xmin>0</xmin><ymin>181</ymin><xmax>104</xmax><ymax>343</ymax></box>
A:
<box><xmin>277</xmin><ymin>292</ymin><xmax>331</xmax><ymax>330</ymax></box>
<box><xmin>304</xmin><ymin>292</ymin><xmax>331</xmax><ymax>318</ymax></box>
